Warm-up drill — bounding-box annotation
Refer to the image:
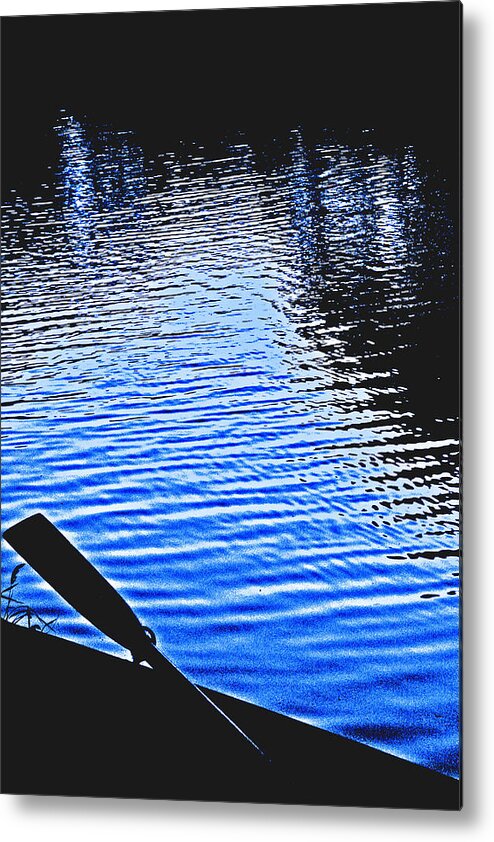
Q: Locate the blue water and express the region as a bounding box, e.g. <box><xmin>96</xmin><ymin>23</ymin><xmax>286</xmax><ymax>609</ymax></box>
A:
<box><xmin>1</xmin><ymin>117</ymin><xmax>460</xmax><ymax>777</ymax></box>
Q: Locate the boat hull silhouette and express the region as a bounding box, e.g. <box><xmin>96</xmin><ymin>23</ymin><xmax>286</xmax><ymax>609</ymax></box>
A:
<box><xmin>1</xmin><ymin>620</ymin><xmax>460</xmax><ymax>809</ymax></box>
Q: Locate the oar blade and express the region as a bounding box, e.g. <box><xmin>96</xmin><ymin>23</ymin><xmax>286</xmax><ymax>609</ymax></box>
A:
<box><xmin>3</xmin><ymin>513</ymin><xmax>149</xmax><ymax>659</ymax></box>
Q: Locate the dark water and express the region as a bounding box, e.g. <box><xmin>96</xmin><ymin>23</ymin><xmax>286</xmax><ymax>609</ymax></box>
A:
<box><xmin>1</xmin><ymin>117</ymin><xmax>460</xmax><ymax>777</ymax></box>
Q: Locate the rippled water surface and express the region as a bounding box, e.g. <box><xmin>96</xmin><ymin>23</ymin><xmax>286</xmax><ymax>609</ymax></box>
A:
<box><xmin>1</xmin><ymin>118</ymin><xmax>460</xmax><ymax>777</ymax></box>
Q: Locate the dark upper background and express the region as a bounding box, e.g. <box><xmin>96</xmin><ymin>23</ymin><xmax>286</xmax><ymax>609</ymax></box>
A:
<box><xmin>1</xmin><ymin>2</ymin><xmax>461</xmax><ymax>195</ymax></box>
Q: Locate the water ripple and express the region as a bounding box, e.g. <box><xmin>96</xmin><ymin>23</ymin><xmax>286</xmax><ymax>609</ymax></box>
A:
<box><xmin>1</xmin><ymin>119</ymin><xmax>459</xmax><ymax>777</ymax></box>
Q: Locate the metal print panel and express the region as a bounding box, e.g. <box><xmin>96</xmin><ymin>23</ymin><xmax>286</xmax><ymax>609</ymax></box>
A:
<box><xmin>1</xmin><ymin>2</ymin><xmax>462</xmax><ymax>809</ymax></box>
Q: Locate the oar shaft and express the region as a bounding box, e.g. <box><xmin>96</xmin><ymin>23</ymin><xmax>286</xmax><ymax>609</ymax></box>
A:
<box><xmin>143</xmin><ymin>642</ymin><xmax>267</xmax><ymax>760</ymax></box>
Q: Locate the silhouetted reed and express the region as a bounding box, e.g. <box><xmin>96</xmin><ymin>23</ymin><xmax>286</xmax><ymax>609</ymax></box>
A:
<box><xmin>2</xmin><ymin>563</ymin><xmax>58</xmax><ymax>632</ymax></box>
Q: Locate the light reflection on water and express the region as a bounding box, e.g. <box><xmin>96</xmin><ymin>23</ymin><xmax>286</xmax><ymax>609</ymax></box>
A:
<box><xmin>1</xmin><ymin>117</ymin><xmax>459</xmax><ymax>777</ymax></box>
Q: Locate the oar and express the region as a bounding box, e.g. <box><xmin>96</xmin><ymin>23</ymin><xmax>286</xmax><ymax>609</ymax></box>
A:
<box><xmin>3</xmin><ymin>512</ymin><xmax>268</xmax><ymax>765</ymax></box>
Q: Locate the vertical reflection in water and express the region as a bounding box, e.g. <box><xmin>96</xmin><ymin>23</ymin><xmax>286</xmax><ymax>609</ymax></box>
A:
<box><xmin>94</xmin><ymin>132</ymin><xmax>147</xmax><ymax>212</ymax></box>
<box><xmin>1</xmin><ymin>121</ymin><xmax>459</xmax><ymax>777</ymax></box>
<box><xmin>57</xmin><ymin>116</ymin><xmax>97</xmax><ymax>260</ymax></box>
<box><xmin>288</xmin><ymin>130</ymin><xmax>325</xmax><ymax>279</ymax></box>
<box><xmin>56</xmin><ymin>114</ymin><xmax>148</xmax><ymax>266</ymax></box>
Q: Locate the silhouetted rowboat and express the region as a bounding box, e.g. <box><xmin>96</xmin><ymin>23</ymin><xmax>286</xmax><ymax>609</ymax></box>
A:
<box><xmin>1</xmin><ymin>515</ymin><xmax>460</xmax><ymax>809</ymax></box>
